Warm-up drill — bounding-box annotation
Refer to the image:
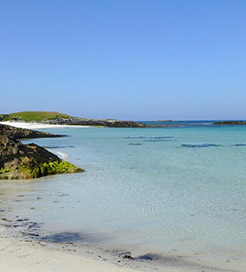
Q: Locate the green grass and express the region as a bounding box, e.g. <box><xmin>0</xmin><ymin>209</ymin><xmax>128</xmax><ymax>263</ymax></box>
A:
<box><xmin>8</xmin><ymin>111</ymin><xmax>73</xmax><ymax>122</ymax></box>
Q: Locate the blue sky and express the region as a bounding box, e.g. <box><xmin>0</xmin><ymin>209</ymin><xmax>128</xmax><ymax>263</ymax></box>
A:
<box><xmin>1</xmin><ymin>0</ymin><xmax>246</xmax><ymax>120</ymax></box>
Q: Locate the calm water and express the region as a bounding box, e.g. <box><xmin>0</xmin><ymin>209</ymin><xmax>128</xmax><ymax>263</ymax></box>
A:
<box><xmin>1</xmin><ymin>124</ymin><xmax>246</xmax><ymax>268</ymax></box>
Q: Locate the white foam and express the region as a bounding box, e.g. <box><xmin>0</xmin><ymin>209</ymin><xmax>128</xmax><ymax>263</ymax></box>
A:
<box><xmin>56</xmin><ymin>151</ymin><xmax>69</xmax><ymax>160</ymax></box>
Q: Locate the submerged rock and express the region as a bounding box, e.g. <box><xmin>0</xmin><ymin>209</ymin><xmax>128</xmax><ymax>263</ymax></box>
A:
<box><xmin>0</xmin><ymin>134</ymin><xmax>83</xmax><ymax>179</ymax></box>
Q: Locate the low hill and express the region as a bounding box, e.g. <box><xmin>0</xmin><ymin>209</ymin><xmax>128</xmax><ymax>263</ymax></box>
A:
<box><xmin>5</xmin><ymin>111</ymin><xmax>73</xmax><ymax>122</ymax></box>
<box><xmin>0</xmin><ymin>111</ymin><xmax>145</xmax><ymax>127</ymax></box>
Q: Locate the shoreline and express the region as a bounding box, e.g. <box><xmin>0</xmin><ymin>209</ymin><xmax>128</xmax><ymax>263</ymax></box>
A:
<box><xmin>0</xmin><ymin>214</ymin><xmax>242</xmax><ymax>272</ymax></box>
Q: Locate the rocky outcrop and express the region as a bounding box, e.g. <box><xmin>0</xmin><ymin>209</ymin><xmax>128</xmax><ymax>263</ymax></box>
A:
<box><xmin>213</xmin><ymin>121</ymin><xmax>246</xmax><ymax>125</ymax></box>
<box><xmin>0</xmin><ymin>134</ymin><xmax>83</xmax><ymax>179</ymax></box>
<box><xmin>42</xmin><ymin>118</ymin><xmax>146</xmax><ymax>127</ymax></box>
<box><xmin>0</xmin><ymin>124</ymin><xmax>65</xmax><ymax>139</ymax></box>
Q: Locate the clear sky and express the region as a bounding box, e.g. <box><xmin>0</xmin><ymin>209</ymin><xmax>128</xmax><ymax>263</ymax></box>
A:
<box><xmin>1</xmin><ymin>0</ymin><xmax>246</xmax><ymax>120</ymax></box>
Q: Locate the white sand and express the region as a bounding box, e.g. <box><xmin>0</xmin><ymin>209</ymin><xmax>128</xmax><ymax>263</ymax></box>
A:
<box><xmin>0</xmin><ymin>121</ymin><xmax>91</xmax><ymax>129</ymax></box>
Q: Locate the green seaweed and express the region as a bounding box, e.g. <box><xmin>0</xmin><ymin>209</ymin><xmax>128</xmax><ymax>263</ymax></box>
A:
<box><xmin>0</xmin><ymin>161</ymin><xmax>83</xmax><ymax>179</ymax></box>
<box><xmin>19</xmin><ymin>160</ymin><xmax>83</xmax><ymax>179</ymax></box>
<box><xmin>0</xmin><ymin>168</ymin><xmax>13</xmax><ymax>174</ymax></box>
<box><xmin>0</xmin><ymin>168</ymin><xmax>13</xmax><ymax>179</ymax></box>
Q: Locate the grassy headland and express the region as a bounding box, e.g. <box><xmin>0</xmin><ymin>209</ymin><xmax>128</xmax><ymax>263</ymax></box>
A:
<box><xmin>0</xmin><ymin>111</ymin><xmax>73</xmax><ymax>122</ymax></box>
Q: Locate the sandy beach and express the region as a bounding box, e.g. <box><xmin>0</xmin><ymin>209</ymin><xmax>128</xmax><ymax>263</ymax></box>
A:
<box><xmin>0</xmin><ymin>121</ymin><xmax>91</xmax><ymax>130</ymax></box>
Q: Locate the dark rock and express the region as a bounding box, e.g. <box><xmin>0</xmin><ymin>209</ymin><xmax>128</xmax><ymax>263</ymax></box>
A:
<box><xmin>0</xmin><ymin>134</ymin><xmax>83</xmax><ymax>179</ymax></box>
<box><xmin>16</xmin><ymin>218</ymin><xmax>29</xmax><ymax>222</ymax></box>
<box><xmin>42</xmin><ymin>117</ymin><xmax>146</xmax><ymax>128</ymax></box>
<box><xmin>0</xmin><ymin>124</ymin><xmax>65</xmax><ymax>139</ymax></box>
<box><xmin>123</xmin><ymin>255</ymin><xmax>133</xmax><ymax>259</ymax></box>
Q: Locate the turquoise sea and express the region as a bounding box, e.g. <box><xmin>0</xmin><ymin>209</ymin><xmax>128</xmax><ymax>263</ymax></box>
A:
<box><xmin>1</xmin><ymin>122</ymin><xmax>246</xmax><ymax>270</ymax></box>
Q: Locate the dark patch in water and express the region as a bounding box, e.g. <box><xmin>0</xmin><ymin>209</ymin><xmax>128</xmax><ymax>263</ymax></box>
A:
<box><xmin>41</xmin><ymin>232</ymin><xmax>101</xmax><ymax>243</ymax></box>
<box><xmin>135</xmin><ymin>254</ymin><xmax>156</xmax><ymax>261</ymax></box>
<box><xmin>58</xmin><ymin>193</ymin><xmax>70</xmax><ymax>197</ymax></box>
<box><xmin>235</xmin><ymin>143</ymin><xmax>246</xmax><ymax>146</ymax></box>
<box><xmin>182</xmin><ymin>143</ymin><xmax>220</xmax><ymax>148</ymax></box>
<box><xmin>28</xmin><ymin>222</ymin><xmax>40</xmax><ymax>230</ymax></box>
<box><xmin>128</xmin><ymin>143</ymin><xmax>142</xmax><ymax>145</ymax></box>
<box><xmin>124</xmin><ymin>136</ymin><xmax>146</xmax><ymax>139</ymax></box>
<box><xmin>144</xmin><ymin>139</ymin><xmax>174</xmax><ymax>142</ymax></box>
<box><xmin>148</xmin><ymin>136</ymin><xmax>173</xmax><ymax>139</ymax></box>
<box><xmin>42</xmin><ymin>232</ymin><xmax>85</xmax><ymax>243</ymax></box>
<box><xmin>125</xmin><ymin>136</ymin><xmax>173</xmax><ymax>140</ymax></box>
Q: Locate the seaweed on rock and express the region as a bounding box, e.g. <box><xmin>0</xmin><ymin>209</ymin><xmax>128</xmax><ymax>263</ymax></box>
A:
<box><xmin>0</xmin><ymin>129</ymin><xmax>83</xmax><ymax>180</ymax></box>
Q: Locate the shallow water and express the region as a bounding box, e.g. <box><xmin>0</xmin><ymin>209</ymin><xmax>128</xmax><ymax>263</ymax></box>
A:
<box><xmin>1</xmin><ymin>125</ymin><xmax>246</xmax><ymax>269</ymax></box>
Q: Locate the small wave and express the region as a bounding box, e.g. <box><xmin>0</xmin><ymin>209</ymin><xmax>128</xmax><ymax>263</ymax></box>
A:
<box><xmin>56</xmin><ymin>151</ymin><xmax>69</xmax><ymax>160</ymax></box>
<box><xmin>182</xmin><ymin>143</ymin><xmax>220</xmax><ymax>148</ymax></box>
<box><xmin>43</xmin><ymin>145</ymin><xmax>74</xmax><ymax>149</ymax></box>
